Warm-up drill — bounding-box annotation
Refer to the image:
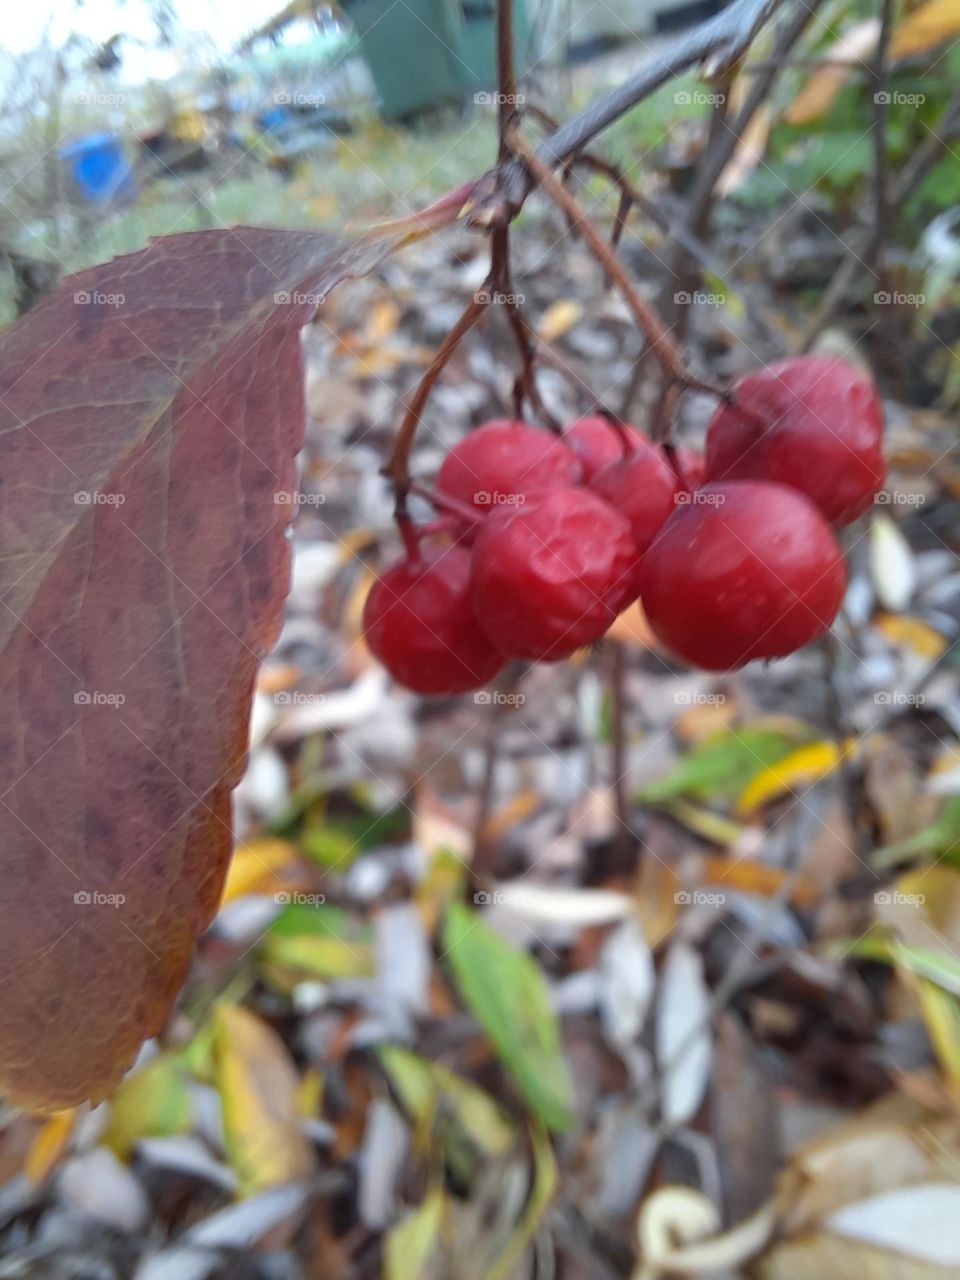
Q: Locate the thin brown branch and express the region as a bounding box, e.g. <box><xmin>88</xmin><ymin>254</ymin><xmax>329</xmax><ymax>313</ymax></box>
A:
<box><xmin>510</xmin><ymin>129</ymin><xmax>715</xmax><ymax>393</ymax></box>
<box><xmin>384</xmin><ymin>292</ymin><xmax>487</xmax><ymax>501</ymax></box>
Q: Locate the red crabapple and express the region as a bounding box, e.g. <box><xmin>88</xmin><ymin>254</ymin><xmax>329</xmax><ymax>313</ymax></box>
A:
<box><xmin>562</xmin><ymin>415</ymin><xmax>647</xmax><ymax>482</ymax></box>
<box><xmin>469</xmin><ymin>487</ymin><xmax>638</xmax><ymax>661</ymax></box>
<box><xmin>638</xmin><ymin>480</ymin><xmax>847</xmax><ymax>670</ymax></box>
<box><xmin>704</xmin><ymin>356</ymin><xmax>885</xmax><ymax>525</ymax></box>
<box><xmin>589</xmin><ymin>439</ymin><xmax>681</xmax><ymax>557</ymax></box>
<box><xmin>437</xmin><ymin>419</ymin><xmax>581</xmax><ymax>512</ymax></box>
<box><xmin>363</xmin><ymin>544</ymin><xmax>504</xmax><ymax>694</ymax></box>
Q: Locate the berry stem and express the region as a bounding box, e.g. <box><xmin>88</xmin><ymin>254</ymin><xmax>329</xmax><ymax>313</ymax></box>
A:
<box><xmin>410</xmin><ymin>481</ymin><xmax>482</xmax><ymax>528</ymax></box>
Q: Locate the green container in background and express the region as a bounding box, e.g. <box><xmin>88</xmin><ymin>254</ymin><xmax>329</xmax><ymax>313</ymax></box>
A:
<box><xmin>344</xmin><ymin>0</ymin><xmax>531</xmax><ymax>121</ymax></box>
<box><xmin>459</xmin><ymin>0</ymin><xmax>533</xmax><ymax>98</ymax></box>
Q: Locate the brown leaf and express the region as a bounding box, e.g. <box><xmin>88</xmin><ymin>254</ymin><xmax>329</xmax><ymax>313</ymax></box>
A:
<box><xmin>0</xmin><ymin>225</ymin><xmax>396</xmax><ymax>1108</ymax></box>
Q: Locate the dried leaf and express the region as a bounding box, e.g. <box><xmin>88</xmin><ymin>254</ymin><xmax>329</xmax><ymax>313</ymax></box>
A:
<box><xmin>538</xmin><ymin>299</ymin><xmax>583</xmax><ymax>342</ymax></box>
<box><xmin>870</xmin><ymin>515</ymin><xmax>917</xmax><ymax>612</ymax></box>
<box><xmin>214</xmin><ymin>1003</ymin><xmax>315</xmax><ymax>1195</ymax></box>
<box><xmin>0</xmin><ymin>225</ymin><xmax>398</xmax><ymax>1108</ymax></box>
<box><xmin>101</xmin><ymin>1054</ymin><xmax>191</xmax><ymax>1158</ymax></box>
<box><xmin>783</xmin><ymin>20</ymin><xmax>881</xmax><ymax>124</ymax></box>
<box><xmin>385</xmin><ymin>1187</ymin><xmax>445</xmax><ymax>1280</ymax></box>
<box><xmin>826</xmin><ymin>1185</ymin><xmax>960</xmax><ymax>1265</ymax></box>
<box><xmin>890</xmin><ymin>0</ymin><xmax>960</xmax><ymax>59</ymax></box>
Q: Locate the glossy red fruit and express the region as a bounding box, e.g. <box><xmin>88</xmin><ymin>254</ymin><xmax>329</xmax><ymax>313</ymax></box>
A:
<box><xmin>469</xmin><ymin>488</ymin><xmax>638</xmax><ymax>661</ymax></box>
<box><xmin>437</xmin><ymin>418</ymin><xmax>581</xmax><ymax>513</ymax></box>
<box><xmin>704</xmin><ymin>356</ymin><xmax>885</xmax><ymax>525</ymax></box>
<box><xmin>363</xmin><ymin>544</ymin><xmax>504</xmax><ymax>694</ymax></box>
<box><xmin>638</xmin><ymin>480</ymin><xmax>846</xmax><ymax>671</ymax></box>
<box><xmin>589</xmin><ymin>439</ymin><xmax>681</xmax><ymax>557</ymax></box>
<box><xmin>563</xmin><ymin>415</ymin><xmax>648</xmax><ymax>482</ymax></box>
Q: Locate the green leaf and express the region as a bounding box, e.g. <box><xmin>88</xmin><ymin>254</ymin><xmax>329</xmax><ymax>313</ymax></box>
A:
<box><xmin>638</xmin><ymin>723</ymin><xmax>812</xmax><ymax>804</ymax></box>
<box><xmin>893</xmin><ymin>941</ymin><xmax>960</xmax><ymax>996</ymax></box>
<box><xmin>101</xmin><ymin>1055</ymin><xmax>191</xmax><ymax>1157</ymax></box>
<box><xmin>443</xmin><ymin>903</ymin><xmax>574</xmax><ymax>1132</ymax></box>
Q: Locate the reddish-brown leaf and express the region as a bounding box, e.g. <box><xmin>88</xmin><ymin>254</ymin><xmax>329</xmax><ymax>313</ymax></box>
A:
<box><xmin>0</xmin><ymin>226</ymin><xmax>395</xmax><ymax>1108</ymax></box>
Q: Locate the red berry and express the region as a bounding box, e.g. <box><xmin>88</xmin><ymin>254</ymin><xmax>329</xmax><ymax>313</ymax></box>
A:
<box><xmin>363</xmin><ymin>544</ymin><xmax>504</xmax><ymax>694</ymax></box>
<box><xmin>638</xmin><ymin>480</ymin><xmax>846</xmax><ymax>671</ymax></box>
<box><xmin>469</xmin><ymin>488</ymin><xmax>638</xmax><ymax>661</ymax></box>
<box><xmin>705</xmin><ymin>356</ymin><xmax>885</xmax><ymax>525</ymax></box>
<box><xmin>563</xmin><ymin>415</ymin><xmax>647</xmax><ymax>482</ymax></box>
<box><xmin>437</xmin><ymin>419</ymin><xmax>581</xmax><ymax>512</ymax></box>
<box><xmin>589</xmin><ymin>439</ymin><xmax>681</xmax><ymax>556</ymax></box>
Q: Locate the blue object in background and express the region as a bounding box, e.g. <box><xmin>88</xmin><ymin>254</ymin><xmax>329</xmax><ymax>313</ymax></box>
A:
<box><xmin>60</xmin><ymin>133</ymin><xmax>136</xmax><ymax>204</ymax></box>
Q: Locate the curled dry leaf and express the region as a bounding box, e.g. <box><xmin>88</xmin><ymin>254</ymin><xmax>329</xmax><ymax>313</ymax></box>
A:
<box><xmin>0</xmin><ymin>225</ymin><xmax>398</xmax><ymax>1108</ymax></box>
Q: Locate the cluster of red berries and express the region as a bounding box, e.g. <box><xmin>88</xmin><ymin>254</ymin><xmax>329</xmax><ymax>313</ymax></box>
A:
<box><xmin>363</xmin><ymin>356</ymin><xmax>885</xmax><ymax>693</ymax></box>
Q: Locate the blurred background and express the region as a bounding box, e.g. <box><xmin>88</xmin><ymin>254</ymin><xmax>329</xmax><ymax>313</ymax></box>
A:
<box><xmin>2</xmin><ymin>2</ymin><xmax>960</xmax><ymax>1279</ymax></box>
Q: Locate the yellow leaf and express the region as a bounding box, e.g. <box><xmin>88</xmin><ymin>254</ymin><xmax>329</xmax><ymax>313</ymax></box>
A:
<box><xmin>214</xmin><ymin>1003</ymin><xmax>315</xmax><ymax>1195</ymax></box>
<box><xmin>221</xmin><ymin>839</ymin><xmax>299</xmax><ymax>905</ymax></box>
<box><xmin>538</xmin><ymin>299</ymin><xmax>583</xmax><ymax>343</ymax></box>
<box><xmin>736</xmin><ymin>740</ymin><xmax>854</xmax><ymax>815</ymax></box>
<box><xmin>367</xmin><ymin>299</ymin><xmax>400</xmax><ymax>343</ymax></box>
<box><xmin>891</xmin><ymin>0</ymin><xmax>960</xmax><ymax>59</ymax></box>
<box><xmin>385</xmin><ymin>1187</ymin><xmax>445</xmax><ymax>1280</ymax></box>
<box><xmin>23</xmin><ymin>1110</ymin><xmax>76</xmax><ymax>1184</ymax></box>
<box><xmin>875</xmin><ymin>613</ymin><xmax>947</xmax><ymax>660</ymax></box>
<box><xmin>915</xmin><ymin>977</ymin><xmax>960</xmax><ymax>1085</ymax></box>
<box><xmin>783</xmin><ymin>20</ymin><xmax>881</xmax><ymax>124</ymax></box>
